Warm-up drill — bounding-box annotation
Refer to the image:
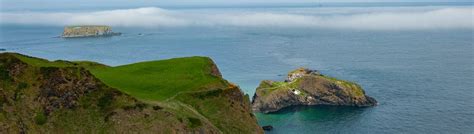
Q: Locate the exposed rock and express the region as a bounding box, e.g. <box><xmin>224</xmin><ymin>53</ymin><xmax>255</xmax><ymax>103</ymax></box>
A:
<box><xmin>252</xmin><ymin>68</ymin><xmax>377</xmax><ymax>113</ymax></box>
<box><xmin>262</xmin><ymin>125</ymin><xmax>273</xmax><ymax>131</ymax></box>
<box><xmin>209</xmin><ymin>59</ymin><xmax>222</xmax><ymax>78</ymax></box>
<box><xmin>286</xmin><ymin>67</ymin><xmax>321</xmax><ymax>82</ymax></box>
<box><xmin>62</xmin><ymin>25</ymin><xmax>121</xmax><ymax>38</ymax></box>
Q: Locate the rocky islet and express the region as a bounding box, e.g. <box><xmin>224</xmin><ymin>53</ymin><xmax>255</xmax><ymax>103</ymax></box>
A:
<box><xmin>252</xmin><ymin>67</ymin><xmax>377</xmax><ymax>113</ymax></box>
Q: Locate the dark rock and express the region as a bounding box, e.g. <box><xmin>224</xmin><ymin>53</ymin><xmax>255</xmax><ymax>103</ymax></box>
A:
<box><xmin>0</xmin><ymin>48</ymin><xmax>6</xmax><ymax>51</ymax></box>
<box><xmin>262</xmin><ymin>125</ymin><xmax>273</xmax><ymax>131</ymax></box>
<box><xmin>153</xmin><ymin>105</ymin><xmax>162</xmax><ymax>110</ymax></box>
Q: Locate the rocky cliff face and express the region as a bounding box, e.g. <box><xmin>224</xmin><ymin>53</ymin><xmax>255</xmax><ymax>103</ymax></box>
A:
<box><xmin>252</xmin><ymin>68</ymin><xmax>377</xmax><ymax>113</ymax></box>
<box><xmin>0</xmin><ymin>53</ymin><xmax>262</xmax><ymax>133</ymax></box>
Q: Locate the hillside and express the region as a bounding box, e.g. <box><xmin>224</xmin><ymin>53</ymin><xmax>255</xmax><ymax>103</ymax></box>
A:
<box><xmin>88</xmin><ymin>56</ymin><xmax>227</xmax><ymax>101</ymax></box>
<box><xmin>0</xmin><ymin>53</ymin><xmax>263</xmax><ymax>133</ymax></box>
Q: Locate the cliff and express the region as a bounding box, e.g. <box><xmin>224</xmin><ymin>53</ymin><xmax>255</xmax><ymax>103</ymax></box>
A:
<box><xmin>252</xmin><ymin>68</ymin><xmax>377</xmax><ymax>113</ymax></box>
<box><xmin>0</xmin><ymin>53</ymin><xmax>262</xmax><ymax>133</ymax></box>
<box><xmin>62</xmin><ymin>25</ymin><xmax>121</xmax><ymax>38</ymax></box>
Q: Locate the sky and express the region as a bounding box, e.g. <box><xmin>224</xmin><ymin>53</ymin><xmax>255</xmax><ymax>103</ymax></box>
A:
<box><xmin>0</xmin><ymin>1</ymin><xmax>470</xmax><ymax>12</ymax></box>
<box><xmin>1</xmin><ymin>0</ymin><xmax>472</xmax><ymax>10</ymax></box>
<box><xmin>1</xmin><ymin>6</ymin><xmax>472</xmax><ymax>30</ymax></box>
<box><xmin>0</xmin><ymin>0</ymin><xmax>472</xmax><ymax>30</ymax></box>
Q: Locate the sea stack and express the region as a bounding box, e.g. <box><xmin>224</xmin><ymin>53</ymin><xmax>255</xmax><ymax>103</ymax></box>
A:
<box><xmin>62</xmin><ymin>25</ymin><xmax>121</xmax><ymax>38</ymax></box>
<box><xmin>252</xmin><ymin>68</ymin><xmax>377</xmax><ymax>113</ymax></box>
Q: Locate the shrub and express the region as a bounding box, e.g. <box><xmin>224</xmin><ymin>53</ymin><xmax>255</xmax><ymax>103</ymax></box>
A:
<box><xmin>188</xmin><ymin>117</ymin><xmax>202</xmax><ymax>128</ymax></box>
<box><xmin>34</xmin><ymin>112</ymin><xmax>47</xmax><ymax>125</ymax></box>
<box><xmin>98</xmin><ymin>92</ymin><xmax>113</xmax><ymax>110</ymax></box>
<box><xmin>17</xmin><ymin>82</ymin><xmax>28</xmax><ymax>89</ymax></box>
<box><xmin>0</xmin><ymin>65</ymin><xmax>10</xmax><ymax>80</ymax></box>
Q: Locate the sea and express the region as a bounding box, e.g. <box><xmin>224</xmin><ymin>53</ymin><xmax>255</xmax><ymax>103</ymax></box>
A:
<box><xmin>1</xmin><ymin>2</ymin><xmax>473</xmax><ymax>133</ymax></box>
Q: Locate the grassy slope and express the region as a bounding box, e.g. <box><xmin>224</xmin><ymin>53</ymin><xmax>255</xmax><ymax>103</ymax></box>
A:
<box><xmin>6</xmin><ymin>53</ymin><xmax>260</xmax><ymax>133</ymax></box>
<box><xmin>256</xmin><ymin>79</ymin><xmax>303</xmax><ymax>97</ymax></box>
<box><xmin>1</xmin><ymin>54</ymin><xmax>150</xmax><ymax>132</ymax></box>
<box><xmin>89</xmin><ymin>57</ymin><xmax>226</xmax><ymax>101</ymax></box>
<box><xmin>11</xmin><ymin>53</ymin><xmax>226</xmax><ymax>101</ymax></box>
<box><xmin>320</xmin><ymin>75</ymin><xmax>365</xmax><ymax>97</ymax></box>
<box><xmin>257</xmin><ymin>75</ymin><xmax>365</xmax><ymax>98</ymax></box>
<box><xmin>84</xmin><ymin>57</ymin><xmax>259</xmax><ymax>132</ymax></box>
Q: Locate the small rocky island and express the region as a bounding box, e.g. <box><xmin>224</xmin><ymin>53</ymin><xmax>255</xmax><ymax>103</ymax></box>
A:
<box><xmin>252</xmin><ymin>68</ymin><xmax>377</xmax><ymax>113</ymax></box>
<box><xmin>62</xmin><ymin>25</ymin><xmax>121</xmax><ymax>38</ymax></box>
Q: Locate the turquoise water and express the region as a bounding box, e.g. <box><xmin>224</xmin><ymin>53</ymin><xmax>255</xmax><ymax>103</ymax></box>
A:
<box><xmin>1</xmin><ymin>3</ymin><xmax>473</xmax><ymax>133</ymax></box>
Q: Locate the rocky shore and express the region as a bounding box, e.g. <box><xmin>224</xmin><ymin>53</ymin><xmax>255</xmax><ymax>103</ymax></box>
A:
<box><xmin>252</xmin><ymin>68</ymin><xmax>377</xmax><ymax>113</ymax></box>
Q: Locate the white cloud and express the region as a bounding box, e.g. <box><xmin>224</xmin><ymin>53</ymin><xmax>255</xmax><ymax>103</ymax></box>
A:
<box><xmin>1</xmin><ymin>7</ymin><xmax>473</xmax><ymax>30</ymax></box>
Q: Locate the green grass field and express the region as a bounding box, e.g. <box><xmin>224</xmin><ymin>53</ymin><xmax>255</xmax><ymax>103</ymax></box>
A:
<box><xmin>88</xmin><ymin>57</ymin><xmax>226</xmax><ymax>101</ymax></box>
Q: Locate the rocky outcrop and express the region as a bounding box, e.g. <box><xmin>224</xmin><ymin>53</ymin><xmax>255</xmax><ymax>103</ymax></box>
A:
<box><xmin>262</xmin><ymin>125</ymin><xmax>273</xmax><ymax>131</ymax></box>
<box><xmin>62</xmin><ymin>25</ymin><xmax>121</xmax><ymax>38</ymax></box>
<box><xmin>252</xmin><ymin>68</ymin><xmax>377</xmax><ymax>113</ymax></box>
<box><xmin>209</xmin><ymin>60</ymin><xmax>223</xmax><ymax>78</ymax></box>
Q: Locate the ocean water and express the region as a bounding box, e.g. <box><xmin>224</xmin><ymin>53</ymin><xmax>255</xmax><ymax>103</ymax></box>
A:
<box><xmin>1</xmin><ymin>3</ymin><xmax>473</xmax><ymax>133</ymax></box>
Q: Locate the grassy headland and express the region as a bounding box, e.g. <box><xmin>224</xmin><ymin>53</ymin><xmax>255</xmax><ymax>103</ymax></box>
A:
<box><xmin>0</xmin><ymin>53</ymin><xmax>262</xmax><ymax>133</ymax></box>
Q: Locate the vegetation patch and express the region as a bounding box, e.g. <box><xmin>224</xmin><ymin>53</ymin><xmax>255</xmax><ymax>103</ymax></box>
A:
<box><xmin>34</xmin><ymin>111</ymin><xmax>47</xmax><ymax>125</ymax></box>
<box><xmin>187</xmin><ymin>117</ymin><xmax>202</xmax><ymax>128</ymax></box>
<box><xmin>17</xmin><ymin>82</ymin><xmax>28</xmax><ymax>90</ymax></box>
<box><xmin>321</xmin><ymin>75</ymin><xmax>364</xmax><ymax>96</ymax></box>
<box><xmin>258</xmin><ymin>79</ymin><xmax>301</xmax><ymax>96</ymax></box>
<box><xmin>0</xmin><ymin>64</ymin><xmax>10</xmax><ymax>80</ymax></box>
<box><xmin>135</xmin><ymin>102</ymin><xmax>147</xmax><ymax>111</ymax></box>
<box><xmin>98</xmin><ymin>92</ymin><xmax>114</xmax><ymax>110</ymax></box>
<box><xmin>193</xmin><ymin>89</ymin><xmax>223</xmax><ymax>99</ymax></box>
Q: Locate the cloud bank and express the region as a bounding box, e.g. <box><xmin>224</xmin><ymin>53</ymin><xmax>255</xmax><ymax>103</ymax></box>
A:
<box><xmin>1</xmin><ymin>7</ymin><xmax>473</xmax><ymax>30</ymax></box>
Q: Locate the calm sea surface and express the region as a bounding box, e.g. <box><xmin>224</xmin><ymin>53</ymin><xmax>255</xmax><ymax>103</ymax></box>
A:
<box><xmin>1</xmin><ymin>3</ymin><xmax>473</xmax><ymax>133</ymax></box>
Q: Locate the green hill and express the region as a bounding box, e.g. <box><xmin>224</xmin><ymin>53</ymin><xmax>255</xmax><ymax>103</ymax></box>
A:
<box><xmin>89</xmin><ymin>57</ymin><xmax>227</xmax><ymax>101</ymax></box>
<box><xmin>0</xmin><ymin>53</ymin><xmax>263</xmax><ymax>133</ymax></box>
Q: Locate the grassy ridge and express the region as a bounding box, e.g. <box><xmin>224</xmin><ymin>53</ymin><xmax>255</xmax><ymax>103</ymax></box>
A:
<box><xmin>89</xmin><ymin>57</ymin><xmax>226</xmax><ymax>101</ymax></box>
<box><xmin>11</xmin><ymin>53</ymin><xmax>226</xmax><ymax>101</ymax></box>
